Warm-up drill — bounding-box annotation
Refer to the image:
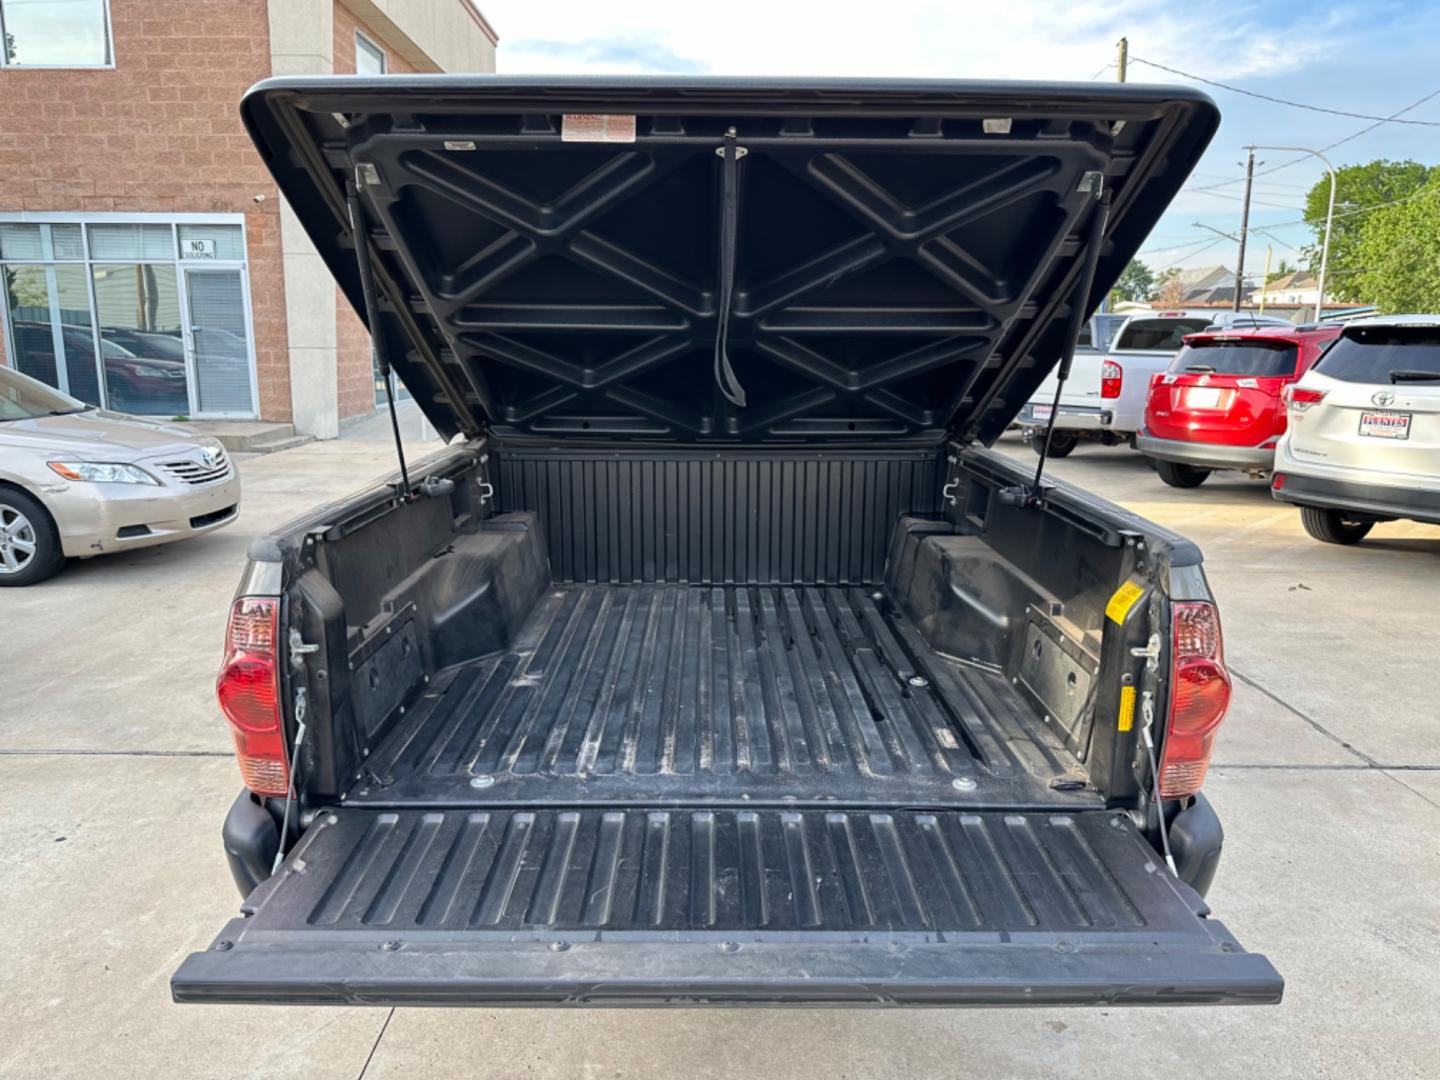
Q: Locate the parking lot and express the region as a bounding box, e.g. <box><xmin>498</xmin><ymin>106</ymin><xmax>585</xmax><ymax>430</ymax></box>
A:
<box><xmin>2</xmin><ymin>425</ymin><xmax>1437</xmax><ymax>1080</ymax></box>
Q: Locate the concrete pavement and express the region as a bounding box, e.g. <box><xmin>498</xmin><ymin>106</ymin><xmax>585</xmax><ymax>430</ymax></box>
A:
<box><xmin>1</xmin><ymin>429</ymin><xmax>1436</xmax><ymax>1079</ymax></box>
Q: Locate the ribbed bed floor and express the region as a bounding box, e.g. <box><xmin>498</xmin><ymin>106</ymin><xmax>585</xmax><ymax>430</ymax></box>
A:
<box><xmin>353</xmin><ymin>585</ymin><xmax>1092</xmax><ymax>808</ymax></box>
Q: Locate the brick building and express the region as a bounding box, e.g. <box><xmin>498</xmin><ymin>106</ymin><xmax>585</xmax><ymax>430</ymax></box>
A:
<box><xmin>0</xmin><ymin>0</ymin><xmax>496</xmax><ymax>438</ymax></box>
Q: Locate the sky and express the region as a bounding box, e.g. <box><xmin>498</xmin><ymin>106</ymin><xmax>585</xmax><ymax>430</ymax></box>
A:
<box><xmin>475</xmin><ymin>0</ymin><xmax>1440</xmax><ymax>282</ymax></box>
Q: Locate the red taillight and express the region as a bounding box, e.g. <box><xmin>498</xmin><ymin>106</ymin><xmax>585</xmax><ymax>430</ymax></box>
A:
<box><xmin>216</xmin><ymin>596</ymin><xmax>290</xmax><ymax>796</ymax></box>
<box><xmin>1282</xmin><ymin>385</ymin><xmax>1326</xmax><ymax>413</ymax></box>
<box><xmin>1272</xmin><ymin>472</ymin><xmax>1287</xmax><ymax>490</ymax></box>
<box><xmin>1101</xmin><ymin>360</ymin><xmax>1123</xmax><ymax>399</ymax></box>
<box><xmin>1158</xmin><ymin>601</ymin><xmax>1231</xmax><ymax>799</ymax></box>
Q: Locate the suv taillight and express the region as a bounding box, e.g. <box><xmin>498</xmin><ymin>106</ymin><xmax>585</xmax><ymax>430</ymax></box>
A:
<box><xmin>1282</xmin><ymin>385</ymin><xmax>1326</xmax><ymax>413</ymax></box>
<box><xmin>216</xmin><ymin>596</ymin><xmax>290</xmax><ymax>796</ymax></box>
<box><xmin>1101</xmin><ymin>360</ymin><xmax>1123</xmax><ymax>399</ymax></box>
<box><xmin>1158</xmin><ymin>601</ymin><xmax>1232</xmax><ymax>799</ymax></box>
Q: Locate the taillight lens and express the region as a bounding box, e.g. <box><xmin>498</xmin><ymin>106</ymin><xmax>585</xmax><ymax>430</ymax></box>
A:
<box><xmin>216</xmin><ymin>596</ymin><xmax>290</xmax><ymax>796</ymax></box>
<box><xmin>1101</xmin><ymin>360</ymin><xmax>1123</xmax><ymax>399</ymax></box>
<box><xmin>1282</xmin><ymin>385</ymin><xmax>1326</xmax><ymax>413</ymax></box>
<box><xmin>1158</xmin><ymin>601</ymin><xmax>1231</xmax><ymax>799</ymax></box>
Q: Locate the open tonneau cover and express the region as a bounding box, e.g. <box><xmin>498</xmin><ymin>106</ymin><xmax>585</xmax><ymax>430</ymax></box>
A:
<box><xmin>239</xmin><ymin>75</ymin><xmax>1218</xmax><ymax>445</ymax></box>
<box><xmin>174</xmin><ymin>805</ymin><xmax>1278</xmax><ymax>1006</ymax></box>
<box><xmin>173</xmin><ymin>76</ymin><xmax>1284</xmax><ymax>1009</ymax></box>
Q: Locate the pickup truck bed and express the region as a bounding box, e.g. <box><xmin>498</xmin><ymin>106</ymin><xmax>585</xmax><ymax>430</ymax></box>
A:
<box><xmin>357</xmin><ymin>583</ymin><xmax>1087</xmax><ymax>809</ymax></box>
<box><xmin>175</xmin><ymin>75</ymin><xmax>1281</xmax><ymax>1010</ymax></box>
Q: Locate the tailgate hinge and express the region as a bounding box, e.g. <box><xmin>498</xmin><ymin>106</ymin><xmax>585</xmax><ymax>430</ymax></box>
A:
<box><xmin>288</xmin><ymin>627</ymin><xmax>320</xmax><ymax>671</ymax></box>
<box><xmin>1129</xmin><ymin>633</ymin><xmax>1162</xmax><ymax>672</ymax></box>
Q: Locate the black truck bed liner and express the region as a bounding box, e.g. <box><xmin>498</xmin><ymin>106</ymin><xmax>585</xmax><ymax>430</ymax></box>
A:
<box><xmin>353</xmin><ymin>584</ymin><xmax>1093</xmax><ymax>809</ymax></box>
<box><xmin>173</xmin><ymin>804</ymin><xmax>1281</xmax><ymax>1006</ymax></box>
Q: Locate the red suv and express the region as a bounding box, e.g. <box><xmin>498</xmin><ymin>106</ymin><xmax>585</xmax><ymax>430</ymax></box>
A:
<box><xmin>1137</xmin><ymin>323</ymin><xmax>1342</xmax><ymax>487</ymax></box>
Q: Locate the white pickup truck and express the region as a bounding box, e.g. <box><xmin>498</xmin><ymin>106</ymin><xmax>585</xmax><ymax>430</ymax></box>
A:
<box><xmin>1018</xmin><ymin>309</ymin><xmax>1292</xmax><ymax>456</ymax></box>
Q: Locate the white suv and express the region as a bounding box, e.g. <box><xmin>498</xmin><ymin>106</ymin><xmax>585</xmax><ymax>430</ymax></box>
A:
<box><xmin>1272</xmin><ymin>315</ymin><xmax>1440</xmax><ymax>544</ymax></box>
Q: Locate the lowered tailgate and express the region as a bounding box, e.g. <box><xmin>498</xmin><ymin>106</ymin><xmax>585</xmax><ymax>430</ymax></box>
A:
<box><xmin>173</xmin><ymin>806</ymin><xmax>1280</xmax><ymax>1007</ymax></box>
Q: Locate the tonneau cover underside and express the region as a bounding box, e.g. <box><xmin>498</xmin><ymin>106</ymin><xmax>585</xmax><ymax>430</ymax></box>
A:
<box><xmin>240</xmin><ymin>77</ymin><xmax>1218</xmax><ymax>443</ymax></box>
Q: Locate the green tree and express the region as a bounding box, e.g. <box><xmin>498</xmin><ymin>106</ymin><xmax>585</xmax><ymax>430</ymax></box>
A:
<box><xmin>1266</xmin><ymin>259</ymin><xmax>1294</xmax><ymax>284</ymax></box>
<box><xmin>1110</xmin><ymin>259</ymin><xmax>1156</xmax><ymax>303</ymax></box>
<box><xmin>1303</xmin><ymin>160</ymin><xmax>1438</xmax><ymax>302</ymax></box>
<box><xmin>1348</xmin><ymin>180</ymin><xmax>1440</xmax><ymax>313</ymax></box>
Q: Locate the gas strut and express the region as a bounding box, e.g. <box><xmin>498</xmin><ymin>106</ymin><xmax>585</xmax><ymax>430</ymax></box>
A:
<box><xmin>347</xmin><ymin>177</ymin><xmax>412</xmax><ymax>498</ymax></box>
<box><xmin>1028</xmin><ymin>186</ymin><xmax>1112</xmax><ymax>504</ymax></box>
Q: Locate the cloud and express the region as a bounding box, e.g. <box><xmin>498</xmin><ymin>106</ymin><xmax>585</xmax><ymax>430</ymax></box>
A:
<box><xmin>482</xmin><ymin>0</ymin><xmax>1357</xmax><ymax>82</ymax></box>
<box><xmin>505</xmin><ymin>37</ymin><xmax>708</xmax><ymax>74</ymax></box>
<box><xmin>475</xmin><ymin>0</ymin><xmax>1440</xmax><ymax>270</ymax></box>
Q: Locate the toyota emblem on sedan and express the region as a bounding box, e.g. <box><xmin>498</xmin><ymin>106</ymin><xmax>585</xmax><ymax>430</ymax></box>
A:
<box><xmin>1372</xmin><ymin>390</ymin><xmax>1396</xmax><ymax>407</ymax></box>
<box><xmin>202</xmin><ymin>447</ymin><xmax>222</xmax><ymax>469</ymax></box>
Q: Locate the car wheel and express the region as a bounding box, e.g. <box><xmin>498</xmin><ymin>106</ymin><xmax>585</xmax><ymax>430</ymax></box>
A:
<box><xmin>0</xmin><ymin>489</ymin><xmax>65</xmax><ymax>587</ymax></box>
<box><xmin>1155</xmin><ymin>460</ymin><xmax>1210</xmax><ymax>488</ymax></box>
<box><xmin>1299</xmin><ymin>506</ymin><xmax>1374</xmax><ymax>545</ymax></box>
<box><xmin>1031</xmin><ymin>431</ymin><xmax>1078</xmax><ymax>458</ymax></box>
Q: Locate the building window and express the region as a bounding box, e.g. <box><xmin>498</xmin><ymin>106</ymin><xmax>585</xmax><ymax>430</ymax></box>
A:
<box><xmin>355</xmin><ymin>31</ymin><xmax>386</xmax><ymax>75</ymax></box>
<box><xmin>0</xmin><ymin>0</ymin><xmax>114</xmax><ymax>68</ymax></box>
<box><xmin>1</xmin><ymin>217</ymin><xmax>258</xmax><ymax>418</ymax></box>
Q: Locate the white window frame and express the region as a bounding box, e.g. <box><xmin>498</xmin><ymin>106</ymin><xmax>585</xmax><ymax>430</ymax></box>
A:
<box><xmin>355</xmin><ymin>29</ymin><xmax>387</xmax><ymax>74</ymax></box>
<box><xmin>0</xmin><ymin>0</ymin><xmax>116</xmax><ymax>70</ymax></box>
<box><xmin>0</xmin><ymin>211</ymin><xmax>260</xmax><ymax>419</ymax></box>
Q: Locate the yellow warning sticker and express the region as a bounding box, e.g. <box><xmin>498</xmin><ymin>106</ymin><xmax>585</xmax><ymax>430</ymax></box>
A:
<box><xmin>1106</xmin><ymin>580</ymin><xmax>1145</xmax><ymax>625</ymax></box>
<box><xmin>1117</xmin><ymin>685</ymin><xmax>1136</xmax><ymax>732</ymax></box>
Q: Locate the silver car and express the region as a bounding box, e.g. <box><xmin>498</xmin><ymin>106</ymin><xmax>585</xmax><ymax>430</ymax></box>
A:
<box><xmin>0</xmin><ymin>366</ymin><xmax>241</xmax><ymax>585</ymax></box>
<box><xmin>1272</xmin><ymin>315</ymin><xmax>1440</xmax><ymax>544</ymax></box>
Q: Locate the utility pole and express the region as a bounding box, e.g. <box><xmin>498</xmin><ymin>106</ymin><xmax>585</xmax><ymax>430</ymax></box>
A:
<box><xmin>1232</xmin><ymin>147</ymin><xmax>1255</xmax><ymax>312</ymax></box>
<box><xmin>1116</xmin><ymin>37</ymin><xmax>1128</xmax><ymax>83</ymax></box>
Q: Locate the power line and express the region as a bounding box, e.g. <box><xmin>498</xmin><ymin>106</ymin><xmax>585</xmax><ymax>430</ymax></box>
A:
<box><xmin>1190</xmin><ymin>172</ymin><xmax>1314</xmax><ymax>192</ymax></box>
<box><xmin>1257</xmin><ymin>183</ymin><xmax>1440</xmax><ymax>229</ymax></box>
<box><xmin>1185</xmin><ymin>87</ymin><xmax>1440</xmax><ymax>194</ymax></box>
<box><xmin>1138</xmin><ymin>236</ymin><xmax>1228</xmax><ymax>263</ymax></box>
<box><xmin>1137</xmin><ymin>235</ymin><xmax>1223</xmax><ymax>257</ymax></box>
<box><xmin>1088</xmin><ymin>62</ymin><xmax>1114</xmax><ymax>81</ymax></box>
<box><xmin>1184</xmin><ymin>188</ymin><xmax>1306</xmax><ymax>212</ymax></box>
<box><xmin>1129</xmin><ymin>57</ymin><xmax>1440</xmax><ymax>126</ymax></box>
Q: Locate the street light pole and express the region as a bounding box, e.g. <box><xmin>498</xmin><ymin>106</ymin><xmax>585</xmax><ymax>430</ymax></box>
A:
<box><xmin>1245</xmin><ymin>145</ymin><xmax>1337</xmax><ymax>321</ymax></box>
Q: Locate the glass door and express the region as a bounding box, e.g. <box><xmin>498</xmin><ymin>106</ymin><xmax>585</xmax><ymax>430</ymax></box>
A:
<box><xmin>182</xmin><ymin>268</ymin><xmax>256</xmax><ymax>417</ymax></box>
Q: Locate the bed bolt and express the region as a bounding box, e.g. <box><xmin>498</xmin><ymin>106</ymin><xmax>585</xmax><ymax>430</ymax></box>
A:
<box><xmin>872</xmin><ymin>591</ymin><xmax>884</xmax><ymax>602</ymax></box>
<box><xmin>326</xmin><ymin>815</ymin><xmax>339</xmax><ymax>826</ymax></box>
<box><xmin>380</xmin><ymin>940</ymin><xmax>402</xmax><ymax>952</ymax></box>
<box><xmin>716</xmin><ymin>941</ymin><xmax>741</xmax><ymax>953</ymax></box>
<box><xmin>469</xmin><ymin>774</ymin><xmax>495</xmax><ymax>789</ymax></box>
<box><xmin>907</xmin><ymin>675</ymin><xmax>929</xmax><ymax>690</ymax></box>
<box><xmin>549</xmin><ymin>941</ymin><xmax>572</xmax><ymax>953</ymax></box>
<box><xmin>214</xmin><ymin>940</ymin><xmax>233</xmax><ymax>952</ymax></box>
<box><xmin>1054</xmin><ymin>941</ymin><xmax>1076</xmax><ymax>954</ymax></box>
<box><xmin>951</xmin><ymin>777</ymin><xmax>978</xmax><ymax>792</ymax></box>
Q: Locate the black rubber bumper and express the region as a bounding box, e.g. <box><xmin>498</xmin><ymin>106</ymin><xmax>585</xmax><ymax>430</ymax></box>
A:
<box><xmin>1272</xmin><ymin>471</ymin><xmax>1440</xmax><ymax>525</ymax></box>
<box><xmin>221</xmin><ymin>790</ymin><xmax>280</xmax><ymax>898</ymax></box>
<box><xmin>1169</xmin><ymin>793</ymin><xmax>1225</xmax><ymax>898</ymax></box>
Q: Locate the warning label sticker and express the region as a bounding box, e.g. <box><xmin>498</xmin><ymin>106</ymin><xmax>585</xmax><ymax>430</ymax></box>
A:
<box><xmin>561</xmin><ymin>114</ymin><xmax>637</xmax><ymax>143</ymax></box>
<box><xmin>1105</xmin><ymin>580</ymin><xmax>1146</xmax><ymax>625</ymax></box>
